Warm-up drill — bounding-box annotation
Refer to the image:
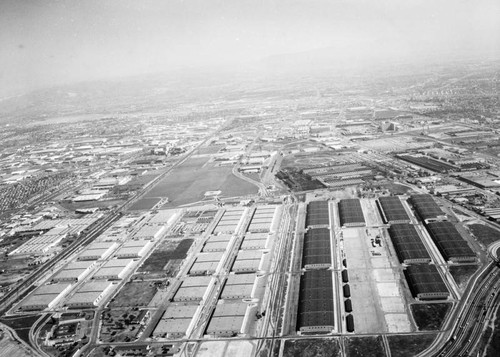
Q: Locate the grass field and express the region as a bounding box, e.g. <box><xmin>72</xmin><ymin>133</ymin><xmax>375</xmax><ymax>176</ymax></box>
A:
<box><xmin>140</xmin><ymin>157</ymin><xmax>257</xmax><ymax>207</ymax></box>
<box><xmin>345</xmin><ymin>336</ymin><xmax>386</xmax><ymax>357</ymax></box>
<box><xmin>467</xmin><ymin>223</ymin><xmax>500</xmax><ymax>246</ymax></box>
<box><xmin>449</xmin><ymin>265</ymin><xmax>479</xmax><ymax>290</ymax></box>
<box><xmin>128</xmin><ymin>197</ymin><xmax>162</xmax><ymax>211</ymax></box>
<box><xmin>282</xmin><ymin>338</ymin><xmax>341</xmax><ymax>357</ymax></box>
<box><xmin>387</xmin><ymin>334</ymin><xmax>437</xmax><ymax>357</ymax></box>
<box><xmin>196</xmin><ymin>145</ymin><xmax>224</xmax><ymax>155</ymax></box>
<box><xmin>109</xmin><ymin>281</ymin><xmax>157</xmax><ymax>308</ymax></box>
<box><xmin>410</xmin><ymin>303</ymin><xmax>452</xmax><ymax>331</ymax></box>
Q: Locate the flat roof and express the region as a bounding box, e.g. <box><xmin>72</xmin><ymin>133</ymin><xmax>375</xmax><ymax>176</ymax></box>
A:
<box><xmin>231</xmin><ymin>259</ymin><xmax>260</xmax><ymax>272</ymax></box>
<box><xmin>154</xmin><ymin>318</ymin><xmax>191</xmax><ymax>335</ymax></box>
<box><xmin>235</xmin><ymin>250</ymin><xmax>262</xmax><ymax>261</ymax></box>
<box><xmin>240</xmin><ymin>239</ymin><xmax>266</xmax><ymax>250</ymax></box>
<box><xmin>196</xmin><ymin>252</ymin><xmax>224</xmax><ymax>262</ymax></box>
<box><xmin>77</xmin><ymin>281</ymin><xmax>113</xmax><ymax>293</ymax></box>
<box><xmin>66</xmin><ymin>291</ymin><xmax>102</xmax><ymax>305</ymax></box>
<box><xmin>19</xmin><ymin>294</ymin><xmax>56</xmax><ymax>308</ymax></box>
<box><xmin>189</xmin><ymin>260</ymin><xmax>219</xmax><ymax>274</ymax></box>
<box><xmin>61</xmin><ymin>261</ymin><xmax>94</xmax><ymax>270</ymax></box>
<box><xmin>206</xmin><ymin>234</ymin><xmax>233</xmax><ymax>242</ymax></box>
<box><xmin>148</xmin><ymin>210</ymin><xmax>177</xmax><ymax>224</ymax></box>
<box><xmin>174</xmin><ymin>286</ymin><xmax>207</xmax><ymax>301</ymax></box>
<box><xmin>213</xmin><ymin>302</ymin><xmax>247</xmax><ymax>317</ymax></box>
<box><xmin>202</xmin><ymin>241</ymin><xmax>229</xmax><ymax>252</ymax></box>
<box><xmin>225</xmin><ymin>273</ymin><xmax>255</xmax><ymax>286</ymax></box>
<box><xmin>181</xmin><ymin>276</ymin><xmax>212</xmax><ymax>287</ymax></box>
<box><xmin>93</xmin><ymin>266</ymin><xmax>127</xmax><ymax>278</ymax></box>
<box><xmin>52</xmin><ymin>269</ymin><xmax>87</xmax><ymax>281</ymax></box>
<box><xmin>206</xmin><ymin>315</ymin><xmax>244</xmax><ymax>334</ymax></box>
<box><xmin>220</xmin><ymin>284</ymin><xmax>252</xmax><ymax>300</ymax></box>
<box><xmin>102</xmin><ymin>259</ymin><xmax>134</xmax><ymax>268</ymax></box>
<box><xmin>163</xmin><ymin>304</ymin><xmax>199</xmax><ymax>319</ymax></box>
<box><xmin>34</xmin><ymin>283</ymin><xmax>71</xmax><ymax>295</ymax></box>
<box><xmin>122</xmin><ymin>239</ymin><xmax>151</xmax><ymax>248</ymax></box>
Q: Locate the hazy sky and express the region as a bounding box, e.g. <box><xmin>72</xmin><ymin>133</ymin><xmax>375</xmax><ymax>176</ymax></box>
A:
<box><xmin>0</xmin><ymin>0</ymin><xmax>499</xmax><ymax>97</ymax></box>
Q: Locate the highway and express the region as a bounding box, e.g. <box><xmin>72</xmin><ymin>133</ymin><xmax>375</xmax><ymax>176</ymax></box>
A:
<box><xmin>417</xmin><ymin>247</ymin><xmax>500</xmax><ymax>357</ymax></box>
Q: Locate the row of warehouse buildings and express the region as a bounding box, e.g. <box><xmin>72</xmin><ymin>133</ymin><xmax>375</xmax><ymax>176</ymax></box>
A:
<box><xmin>152</xmin><ymin>204</ymin><xmax>281</xmax><ymax>338</ymax></box>
<box><xmin>298</xmin><ymin>200</ymin><xmax>336</xmax><ymax>333</ymax></box>
<box><xmin>16</xmin><ymin>210</ymin><xmax>180</xmax><ymax>311</ymax></box>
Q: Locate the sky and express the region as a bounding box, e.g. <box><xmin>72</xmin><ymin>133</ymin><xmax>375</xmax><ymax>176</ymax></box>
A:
<box><xmin>0</xmin><ymin>0</ymin><xmax>499</xmax><ymax>97</ymax></box>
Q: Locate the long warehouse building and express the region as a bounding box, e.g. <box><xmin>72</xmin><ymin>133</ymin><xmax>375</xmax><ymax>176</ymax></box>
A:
<box><xmin>409</xmin><ymin>194</ymin><xmax>447</xmax><ymax>223</ymax></box>
<box><xmin>388</xmin><ymin>224</ymin><xmax>431</xmax><ymax>264</ymax></box>
<box><xmin>302</xmin><ymin>228</ymin><xmax>332</xmax><ymax>269</ymax></box>
<box><xmin>424</xmin><ymin>221</ymin><xmax>476</xmax><ymax>263</ymax></box>
<box><xmin>377</xmin><ymin>196</ymin><xmax>411</xmax><ymax>224</ymax></box>
<box><xmin>404</xmin><ymin>265</ymin><xmax>449</xmax><ymax>300</ymax></box>
<box><xmin>297</xmin><ymin>270</ymin><xmax>335</xmax><ymax>333</ymax></box>
<box><xmin>338</xmin><ymin>199</ymin><xmax>366</xmax><ymax>227</ymax></box>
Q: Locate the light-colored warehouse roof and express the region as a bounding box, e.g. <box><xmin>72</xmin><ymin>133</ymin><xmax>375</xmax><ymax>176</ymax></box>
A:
<box><xmin>236</xmin><ymin>250</ymin><xmax>262</xmax><ymax>261</ymax></box>
<box><xmin>232</xmin><ymin>259</ymin><xmax>260</xmax><ymax>272</ymax></box>
<box><xmin>101</xmin><ymin>259</ymin><xmax>134</xmax><ymax>268</ymax></box>
<box><xmin>213</xmin><ymin>302</ymin><xmax>247</xmax><ymax>317</ymax></box>
<box><xmin>225</xmin><ymin>274</ymin><xmax>255</xmax><ymax>286</ymax></box>
<box><xmin>133</xmin><ymin>225</ymin><xmax>165</xmax><ymax>239</ymax></box>
<box><xmin>34</xmin><ymin>283</ymin><xmax>71</xmax><ymax>295</ymax></box>
<box><xmin>206</xmin><ymin>234</ymin><xmax>232</xmax><ymax>242</ymax></box>
<box><xmin>244</xmin><ymin>233</ymin><xmax>269</xmax><ymax>240</ymax></box>
<box><xmin>240</xmin><ymin>239</ymin><xmax>266</xmax><ymax>250</ymax></box>
<box><xmin>153</xmin><ymin>319</ymin><xmax>191</xmax><ymax>335</ymax></box>
<box><xmin>52</xmin><ymin>269</ymin><xmax>88</xmax><ymax>281</ymax></box>
<box><xmin>86</xmin><ymin>242</ymin><xmax>117</xmax><ymax>250</ymax></box>
<box><xmin>148</xmin><ymin>210</ymin><xmax>178</xmax><ymax>224</ymax></box>
<box><xmin>206</xmin><ymin>315</ymin><xmax>244</xmax><ymax>334</ymax></box>
<box><xmin>19</xmin><ymin>294</ymin><xmax>57</xmax><ymax>309</ymax></box>
<box><xmin>202</xmin><ymin>241</ymin><xmax>229</xmax><ymax>252</ymax></box>
<box><xmin>220</xmin><ymin>284</ymin><xmax>252</xmax><ymax>300</ymax></box>
<box><xmin>173</xmin><ymin>286</ymin><xmax>207</xmax><ymax>301</ymax></box>
<box><xmin>122</xmin><ymin>239</ymin><xmax>151</xmax><ymax>248</ymax></box>
<box><xmin>163</xmin><ymin>304</ymin><xmax>199</xmax><ymax>319</ymax></box>
<box><xmin>181</xmin><ymin>276</ymin><xmax>212</xmax><ymax>287</ymax></box>
<box><xmin>61</xmin><ymin>261</ymin><xmax>95</xmax><ymax>270</ymax></box>
<box><xmin>196</xmin><ymin>252</ymin><xmax>224</xmax><ymax>262</ymax></box>
<box><xmin>65</xmin><ymin>291</ymin><xmax>103</xmax><ymax>305</ymax></box>
<box><xmin>92</xmin><ymin>266</ymin><xmax>128</xmax><ymax>279</ymax></box>
<box><xmin>189</xmin><ymin>261</ymin><xmax>219</xmax><ymax>274</ymax></box>
<box><xmin>78</xmin><ymin>281</ymin><xmax>113</xmax><ymax>292</ymax></box>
